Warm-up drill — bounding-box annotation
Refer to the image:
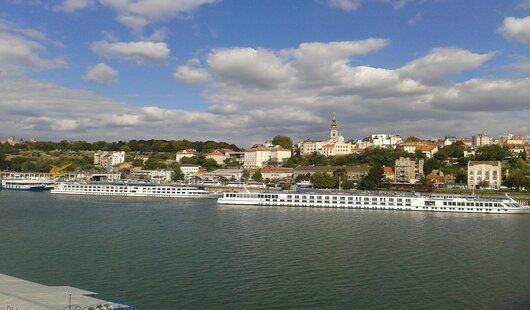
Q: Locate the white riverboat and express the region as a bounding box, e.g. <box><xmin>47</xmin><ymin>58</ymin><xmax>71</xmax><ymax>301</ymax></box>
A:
<box><xmin>51</xmin><ymin>182</ymin><xmax>220</xmax><ymax>198</ymax></box>
<box><xmin>218</xmin><ymin>191</ymin><xmax>530</xmax><ymax>214</ymax></box>
<box><xmin>1</xmin><ymin>179</ymin><xmax>54</xmax><ymax>191</ymax></box>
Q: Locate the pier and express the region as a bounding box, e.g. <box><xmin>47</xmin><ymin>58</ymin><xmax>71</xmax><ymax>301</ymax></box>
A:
<box><xmin>0</xmin><ymin>273</ymin><xmax>128</xmax><ymax>310</ymax></box>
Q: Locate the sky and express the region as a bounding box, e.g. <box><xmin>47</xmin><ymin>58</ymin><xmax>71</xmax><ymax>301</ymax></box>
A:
<box><xmin>0</xmin><ymin>0</ymin><xmax>529</xmax><ymax>146</ymax></box>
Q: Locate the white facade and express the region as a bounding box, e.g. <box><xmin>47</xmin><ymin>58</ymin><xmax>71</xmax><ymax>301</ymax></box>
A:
<box><xmin>94</xmin><ymin>151</ymin><xmax>125</xmax><ymax>169</ymax></box>
<box><xmin>468</xmin><ymin>161</ymin><xmax>501</xmax><ymax>190</ymax></box>
<box><xmin>298</xmin><ymin>114</ymin><xmax>355</xmax><ymax>156</ymax></box>
<box><xmin>370</xmin><ymin>134</ymin><xmax>403</xmax><ymax>148</ymax></box>
<box><xmin>180</xmin><ymin>165</ymin><xmax>200</xmax><ymax>176</ymax></box>
<box><xmin>129</xmin><ymin>169</ymin><xmax>173</xmax><ymax>183</ymax></box>
<box><xmin>175</xmin><ymin>149</ymin><xmax>197</xmax><ymax>162</ymax></box>
<box><xmin>243</xmin><ymin>146</ymin><xmax>291</xmax><ymax>168</ymax></box>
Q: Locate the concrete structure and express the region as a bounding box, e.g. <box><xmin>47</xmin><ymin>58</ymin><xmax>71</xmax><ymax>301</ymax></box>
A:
<box><xmin>472</xmin><ymin>134</ymin><xmax>492</xmax><ymax>147</ymax></box>
<box><xmin>206</xmin><ymin>150</ymin><xmax>227</xmax><ymax>166</ymax></box>
<box><xmin>180</xmin><ymin>165</ymin><xmax>200</xmax><ymax>176</ymax></box>
<box><xmin>243</xmin><ymin>146</ymin><xmax>291</xmax><ymax>168</ymax></box>
<box><xmin>370</xmin><ymin>134</ymin><xmax>403</xmax><ymax>148</ymax></box>
<box><xmin>129</xmin><ymin>169</ymin><xmax>173</xmax><ymax>183</ymax></box>
<box><xmin>298</xmin><ymin>114</ymin><xmax>356</xmax><ymax>156</ymax></box>
<box><xmin>398</xmin><ymin>142</ymin><xmax>438</xmax><ymax>158</ymax></box>
<box><xmin>94</xmin><ymin>151</ymin><xmax>125</xmax><ymax>169</ymax></box>
<box><xmin>0</xmin><ymin>273</ymin><xmax>128</xmax><ymax>310</ymax></box>
<box><xmin>293</xmin><ymin>166</ymin><xmax>370</xmax><ymax>181</ymax></box>
<box><xmin>394</xmin><ymin>157</ymin><xmax>424</xmax><ymax>184</ymax></box>
<box><xmin>468</xmin><ymin>161</ymin><xmax>502</xmax><ymax>190</ymax></box>
<box><xmin>200</xmin><ymin>168</ymin><xmax>244</xmax><ymax>181</ymax></box>
<box><xmin>88</xmin><ymin>173</ymin><xmax>121</xmax><ymax>182</ymax></box>
<box><xmin>261</xmin><ymin>167</ymin><xmax>293</xmax><ymax>180</ymax></box>
<box><xmin>175</xmin><ymin>149</ymin><xmax>197</xmax><ymax>162</ymax></box>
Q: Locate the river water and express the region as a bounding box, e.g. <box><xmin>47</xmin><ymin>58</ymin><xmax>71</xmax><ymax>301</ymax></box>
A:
<box><xmin>0</xmin><ymin>191</ymin><xmax>529</xmax><ymax>309</ymax></box>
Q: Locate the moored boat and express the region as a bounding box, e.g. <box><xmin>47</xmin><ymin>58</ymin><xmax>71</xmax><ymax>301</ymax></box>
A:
<box><xmin>218</xmin><ymin>190</ymin><xmax>530</xmax><ymax>214</ymax></box>
<box><xmin>50</xmin><ymin>181</ymin><xmax>220</xmax><ymax>198</ymax></box>
<box><xmin>0</xmin><ymin>179</ymin><xmax>54</xmax><ymax>191</ymax></box>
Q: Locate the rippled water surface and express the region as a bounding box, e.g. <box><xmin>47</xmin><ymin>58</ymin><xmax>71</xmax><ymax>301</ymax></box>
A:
<box><xmin>0</xmin><ymin>191</ymin><xmax>529</xmax><ymax>309</ymax></box>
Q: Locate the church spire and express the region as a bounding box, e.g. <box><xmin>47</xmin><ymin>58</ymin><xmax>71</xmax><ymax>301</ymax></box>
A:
<box><xmin>331</xmin><ymin>112</ymin><xmax>337</xmax><ymax>129</ymax></box>
<box><xmin>329</xmin><ymin>113</ymin><xmax>339</xmax><ymax>141</ymax></box>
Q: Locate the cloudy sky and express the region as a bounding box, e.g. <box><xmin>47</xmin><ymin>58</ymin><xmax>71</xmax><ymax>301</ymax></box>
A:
<box><xmin>1</xmin><ymin>0</ymin><xmax>529</xmax><ymax>146</ymax></box>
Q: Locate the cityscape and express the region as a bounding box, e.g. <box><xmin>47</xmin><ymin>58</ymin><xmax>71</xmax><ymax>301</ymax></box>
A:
<box><xmin>1</xmin><ymin>1</ymin><xmax>529</xmax><ymax>309</ymax></box>
<box><xmin>2</xmin><ymin>115</ymin><xmax>529</xmax><ymax>193</ymax></box>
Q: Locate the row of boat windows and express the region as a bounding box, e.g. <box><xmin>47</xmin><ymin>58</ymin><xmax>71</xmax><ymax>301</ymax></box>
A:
<box><xmin>61</xmin><ymin>185</ymin><xmax>197</xmax><ymax>193</ymax></box>
<box><xmin>256</xmin><ymin>203</ymin><xmax>509</xmax><ymax>212</ymax></box>
<box><xmin>225</xmin><ymin>193</ymin><xmax>413</xmax><ymax>203</ymax></box>
<box><xmin>443</xmin><ymin>201</ymin><xmax>500</xmax><ymax>207</ymax></box>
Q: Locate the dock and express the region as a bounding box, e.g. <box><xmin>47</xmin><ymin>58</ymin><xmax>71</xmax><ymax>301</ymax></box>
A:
<box><xmin>0</xmin><ymin>273</ymin><xmax>128</xmax><ymax>310</ymax></box>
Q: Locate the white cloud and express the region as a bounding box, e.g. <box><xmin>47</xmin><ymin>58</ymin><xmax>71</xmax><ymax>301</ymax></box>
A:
<box><xmin>57</xmin><ymin>0</ymin><xmax>95</xmax><ymax>12</ymax></box>
<box><xmin>327</xmin><ymin>0</ymin><xmax>421</xmax><ymax>11</ymax></box>
<box><xmin>327</xmin><ymin>0</ymin><xmax>361</xmax><ymax>11</ymax></box>
<box><xmin>1</xmin><ymin>37</ymin><xmax>529</xmax><ymax>144</ymax></box>
<box><xmin>398</xmin><ymin>47</ymin><xmax>495</xmax><ymax>84</ymax></box>
<box><xmin>83</xmin><ymin>63</ymin><xmax>119</xmax><ymax>84</ymax></box>
<box><xmin>91</xmin><ymin>40</ymin><xmax>170</xmax><ymax>64</ymax></box>
<box><xmin>498</xmin><ymin>16</ymin><xmax>530</xmax><ymax>44</ymax></box>
<box><xmin>98</xmin><ymin>0</ymin><xmax>217</xmax><ymax>33</ymax></box>
<box><xmin>174</xmin><ymin>65</ymin><xmax>210</xmax><ymax>85</ymax></box>
<box><xmin>0</xmin><ymin>23</ymin><xmax>66</xmax><ymax>76</ymax></box>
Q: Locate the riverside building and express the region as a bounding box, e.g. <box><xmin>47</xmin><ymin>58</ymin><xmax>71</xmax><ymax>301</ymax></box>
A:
<box><xmin>298</xmin><ymin>114</ymin><xmax>356</xmax><ymax>156</ymax></box>
<box><xmin>467</xmin><ymin>161</ymin><xmax>502</xmax><ymax>190</ymax></box>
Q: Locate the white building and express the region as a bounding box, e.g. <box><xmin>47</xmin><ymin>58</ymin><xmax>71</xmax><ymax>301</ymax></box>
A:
<box><xmin>94</xmin><ymin>151</ymin><xmax>125</xmax><ymax>169</ymax></box>
<box><xmin>206</xmin><ymin>150</ymin><xmax>227</xmax><ymax>166</ymax></box>
<box><xmin>370</xmin><ymin>134</ymin><xmax>403</xmax><ymax>148</ymax></box>
<box><xmin>129</xmin><ymin>169</ymin><xmax>173</xmax><ymax>183</ymax></box>
<box><xmin>243</xmin><ymin>145</ymin><xmax>291</xmax><ymax>168</ymax></box>
<box><xmin>467</xmin><ymin>161</ymin><xmax>501</xmax><ymax>190</ymax></box>
<box><xmin>298</xmin><ymin>114</ymin><xmax>356</xmax><ymax>156</ymax></box>
<box><xmin>261</xmin><ymin>167</ymin><xmax>293</xmax><ymax>180</ymax></box>
<box><xmin>175</xmin><ymin>149</ymin><xmax>198</xmax><ymax>162</ymax></box>
<box><xmin>180</xmin><ymin>165</ymin><xmax>201</xmax><ymax>177</ymax></box>
<box><xmin>397</xmin><ymin>142</ymin><xmax>438</xmax><ymax>158</ymax></box>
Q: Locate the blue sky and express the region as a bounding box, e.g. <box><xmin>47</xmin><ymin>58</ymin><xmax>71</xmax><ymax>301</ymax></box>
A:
<box><xmin>0</xmin><ymin>0</ymin><xmax>529</xmax><ymax>145</ymax></box>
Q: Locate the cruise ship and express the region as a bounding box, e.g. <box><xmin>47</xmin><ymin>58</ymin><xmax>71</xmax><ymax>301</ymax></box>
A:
<box><xmin>1</xmin><ymin>179</ymin><xmax>54</xmax><ymax>191</ymax></box>
<box><xmin>218</xmin><ymin>191</ymin><xmax>530</xmax><ymax>214</ymax></box>
<box><xmin>51</xmin><ymin>182</ymin><xmax>220</xmax><ymax>198</ymax></box>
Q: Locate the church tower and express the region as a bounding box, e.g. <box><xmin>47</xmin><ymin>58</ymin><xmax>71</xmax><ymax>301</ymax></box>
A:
<box><xmin>329</xmin><ymin>113</ymin><xmax>339</xmax><ymax>141</ymax></box>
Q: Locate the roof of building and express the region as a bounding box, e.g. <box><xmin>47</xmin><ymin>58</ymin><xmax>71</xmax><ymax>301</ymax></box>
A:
<box><xmin>415</xmin><ymin>144</ymin><xmax>437</xmax><ymax>152</ymax></box>
<box><xmin>207</xmin><ymin>150</ymin><xmax>226</xmax><ymax>156</ymax></box>
<box><xmin>176</xmin><ymin>149</ymin><xmax>197</xmax><ymax>154</ymax></box>
<box><xmin>468</xmin><ymin>161</ymin><xmax>500</xmax><ymax>166</ymax></box>
<box><xmin>293</xmin><ymin>165</ymin><xmax>370</xmax><ymax>173</ymax></box>
<box><xmin>383</xmin><ymin>166</ymin><xmax>394</xmax><ymax>174</ymax></box>
<box><xmin>246</xmin><ymin>146</ymin><xmax>290</xmax><ymax>152</ymax></box>
<box><xmin>262</xmin><ymin>167</ymin><xmax>294</xmax><ymax>174</ymax></box>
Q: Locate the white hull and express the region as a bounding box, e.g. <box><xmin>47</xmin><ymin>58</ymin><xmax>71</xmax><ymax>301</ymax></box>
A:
<box><xmin>218</xmin><ymin>192</ymin><xmax>530</xmax><ymax>214</ymax></box>
<box><xmin>51</xmin><ymin>183</ymin><xmax>219</xmax><ymax>199</ymax></box>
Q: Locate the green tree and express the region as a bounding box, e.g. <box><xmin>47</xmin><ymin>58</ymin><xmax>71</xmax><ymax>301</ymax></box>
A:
<box><xmin>358</xmin><ymin>165</ymin><xmax>384</xmax><ymax>190</ymax></box>
<box><xmin>424</xmin><ymin>158</ymin><xmax>442</xmax><ymax>175</ymax></box>
<box><xmin>252</xmin><ymin>170</ymin><xmax>263</xmax><ymax>182</ymax></box>
<box><xmin>475</xmin><ymin>145</ymin><xmax>511</xmax><ymax>161</ymax></box>
<box><xmin>403</xmin><ymin>136</ymin><xmax>421</xmax><ymax>142</ymax></box>
<box><xmin>310</xmin><ymin>172</ymin><xmax>336</xmax><ymax>188</ymax></box>
<box><xmin>241</xmin><ymin>169</ymin><xmax>251</xmax><ymax>181</ymax></box>
<box><xmin>271</xmin><ymin>135</ymin><xmax>293</xmax><ymax>149</ymax></box>
<box><xmin>281</xmin><ymin>182</ymin><xmax>292</xmax><ymax>190</ymax></box>
<box><xmin>172</xmin><ymin>165</ymin><xmax>184</xmax><ymax>181</ymax></box>
<box><xmin>504</xmin><ymin>173</ymin><xmax>529</xmax><ymax>190</ymax></box>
